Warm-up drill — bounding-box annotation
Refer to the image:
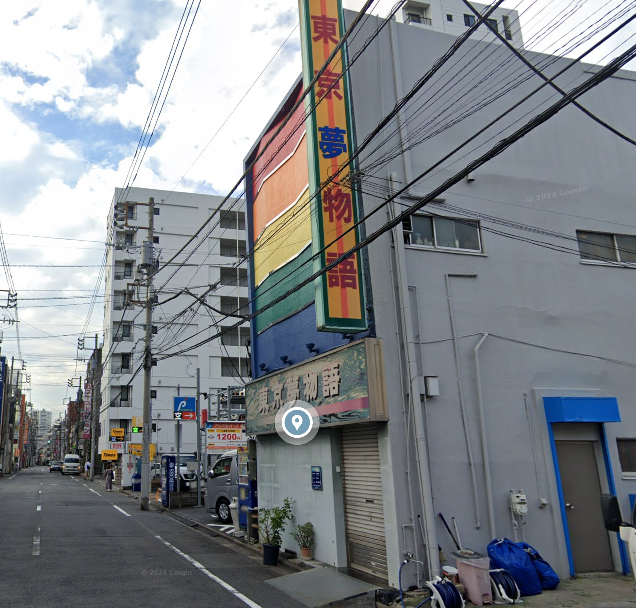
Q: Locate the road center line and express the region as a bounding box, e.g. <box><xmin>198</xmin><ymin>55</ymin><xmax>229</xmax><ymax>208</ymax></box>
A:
<box><xmin>36</xmin><ymin>505</ymin><xmax>41</xmax><ymax>511</ymax></box>
<box><xmin>154</xmin><ymin>535</ymin><xmax>263</xmax><ymax>608</ymax></box>
<box><xmin>32</xmin><ymin>526</ymin><xmax>41</xmax><ymax>556</ymax></box>
<box><xmin>113</xmin><ymin>505</ymin><xmax>131</xmax><ymax>517</ymax></box>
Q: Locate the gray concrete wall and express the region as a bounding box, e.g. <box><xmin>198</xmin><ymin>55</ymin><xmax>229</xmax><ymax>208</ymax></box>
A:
<box><xmin>345</xmin><ymin>10</ymin><xmax>636</xmax><ymax>579</ymax></box>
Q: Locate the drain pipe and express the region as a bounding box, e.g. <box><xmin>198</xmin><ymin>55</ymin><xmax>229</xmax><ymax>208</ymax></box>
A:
<box><xmin>445</xmin><ymin>273</ymin><xmax>481</xmax><ymax>530</ymax></box>
<box><xmin>474</xmin><ymin>332</ymin><xmax>496</xmax><ymax>539</ymax></box>
<box><xmin>390</xmin><ymin>173</ymin><xmax>440</xmax><ymax>578</ymax></box>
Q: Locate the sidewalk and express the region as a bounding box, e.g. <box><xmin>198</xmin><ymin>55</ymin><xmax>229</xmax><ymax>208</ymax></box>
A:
<box><xmin>522</xmin><ymin>575</ymin><xmax>636</xmax><ymax>608</ymax></box>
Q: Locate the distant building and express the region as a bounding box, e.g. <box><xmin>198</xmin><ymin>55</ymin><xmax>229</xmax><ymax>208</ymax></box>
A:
<box><xmin>99</xmin><ymin>187</ymin><xmax>250</xmax><ymax>463</ymax></box>
<box><xmin>396</xmin><ymin>0</ymin><xmax>523</xmax><ymax>48</ymax></box>
<box><xmin>34</xmin><ymin>409</ymin><xmax>52</xmax><ymax>451</ymax></box>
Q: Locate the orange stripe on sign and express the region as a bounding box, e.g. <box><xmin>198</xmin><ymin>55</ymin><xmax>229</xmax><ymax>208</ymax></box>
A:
<box><xmin>252</xmin><ymin>134</ymin><xmax>309</xmax><ymax>240</ymax></box>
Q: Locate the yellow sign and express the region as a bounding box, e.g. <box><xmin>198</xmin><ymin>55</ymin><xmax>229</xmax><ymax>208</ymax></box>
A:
<box><xmin>128</xmin><ymin>444</ymin><xmax>156</xmax><ymax>459</ymax></box>
<box><xmin>101</xmin><ymin>450</ymin><xmax>119</xmax><ymax>461</ymax></box>
<box><xmin>110</xmin><ymin>428</ymin><xmax>124</xmax><ymax>437</ymax></box>
<box><xmin>299</xmin><ymin>0</ymin><xmax>367</xmax><ymax>333</ymax></box>
<box><xmin>132</xmin><ymin>416</ymin><xmax>143</xmax><ymax>428</ymax></box>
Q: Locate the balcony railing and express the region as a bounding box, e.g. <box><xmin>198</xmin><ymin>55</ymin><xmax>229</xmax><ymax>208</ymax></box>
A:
<box><xmin>406</xmin><ymin>14</ymin><xmax>432</xmax><ymax>25</ymax></box>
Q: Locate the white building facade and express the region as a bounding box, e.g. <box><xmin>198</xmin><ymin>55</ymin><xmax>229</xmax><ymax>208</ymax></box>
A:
<box><xmin>396</xmin><ymin>0</ymin><xmax>524</xmax><ymax>49</ymax></box>
<box><xmin>99</xmin><ymin>187</ymin><xmax>249</xmax><ymax>462</ymax></box>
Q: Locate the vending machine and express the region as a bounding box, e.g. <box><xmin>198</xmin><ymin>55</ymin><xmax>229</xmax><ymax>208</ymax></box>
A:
<box><xmin>238</xmin><ymin>439</ymin><xmax>258</xmax><ymax>536</ymax></box>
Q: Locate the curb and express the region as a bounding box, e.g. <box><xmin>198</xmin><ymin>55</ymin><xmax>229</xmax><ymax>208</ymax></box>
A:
<box><xmin>159</xmin><ymin>507</ymin><xmax>307</xmax><ymax>574</ymax></box>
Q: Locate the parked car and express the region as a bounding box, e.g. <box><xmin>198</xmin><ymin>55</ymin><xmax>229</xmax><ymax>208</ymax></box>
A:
<box><xmin>49</xmin><ymin>460</ymin><xmax>62</xmax><ymax>472</ymax></box>
<box><xmin>205</xmin><ymin>450</ymin><xmax>238</xmax><ymax>524</ymax></box>
<box><xmin>61</xmin><ymin>454</ymin><xmax>81</xmax><ymax>475</ymax></box>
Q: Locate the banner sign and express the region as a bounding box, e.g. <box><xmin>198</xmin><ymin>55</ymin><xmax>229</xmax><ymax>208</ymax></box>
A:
<box><xmin>246</xmin><ymin>338</ymin><xmax>387</xmax><ymax>434</ymax></box>
<box><xmin>299</xmin><ymin>0</ymin><xmax>367</xmax><ymax>333</ymax></box>
<box><xmin>206</xmin><ymin>422</ymin><xmax>246</xmax><ymax>454</ymax></box>
<box><xmin>129</xmin><ymin>444</ymin><xmax>156</xmax><ymax>459</ymax></box>
<box><xmin>101</xmin><ymin>450</ymin><xmax>119</xmax><ymax>461</ymax></box>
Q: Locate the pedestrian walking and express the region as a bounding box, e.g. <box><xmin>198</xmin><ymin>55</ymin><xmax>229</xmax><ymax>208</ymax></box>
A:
<box><xmin>105</xmin><ymin>464</ymin><xmax>114</xmax><ymax>492</ymax></box>
<box><xmin>84</xmin><ymin>460</ymin><xmax>91</xmax><ymax>479</ymax></box>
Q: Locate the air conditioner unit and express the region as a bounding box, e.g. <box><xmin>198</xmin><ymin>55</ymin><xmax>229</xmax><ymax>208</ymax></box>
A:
<box><xmin>114</xmin><ymin>274</ymin><xmax>123</xmax><ymax>280</ymax></box>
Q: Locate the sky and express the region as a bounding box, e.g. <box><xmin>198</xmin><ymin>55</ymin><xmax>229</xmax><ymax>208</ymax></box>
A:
<box><xmin>0</xmin><ymin>0</ymin><xmax>634</xmax><ymax>417</ymax></box>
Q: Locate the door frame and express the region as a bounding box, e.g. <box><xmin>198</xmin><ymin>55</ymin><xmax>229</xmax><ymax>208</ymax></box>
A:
<box><xmin>543</xmin><ymin>396</ymin><xmax>627</xmax><ymax>576</ymax></box>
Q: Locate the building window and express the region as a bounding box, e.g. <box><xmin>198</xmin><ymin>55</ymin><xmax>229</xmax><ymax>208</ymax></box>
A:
<box><xmin>576</xmin><ymin>230</ymin><xmax>636</xmax><ymax>264</ymax></box>
<box><xmin>219</xmin><ymin>211</ymin><xmax>246</xmax><ymax>230</ymax></box>
<box><xmin>406</xmin><ymin>12</ymin><xmax>422</xmax><ymax>23</ymax></box>
<box><xmin>154</xmin><ymin>207</ymin><xmax>160</xmax><ymax>216</ymax></box>
<box><xmin>220</xmin><ymin>268</ymin><xmax>248</xmax><ymax>287</ymax></box>
<box><xmin>120</xmin><ymin>386</ymin><xmax>129</xmax><ymax>403</ymax></box>
<box><xmin>220</xmin><ymin>297</ymin><xmax>249</xmax><ymax>316</ymax></box>
<box><xmin>220</xmin><ymin>328</ymin><xmax>241</xmax><ymax>346</ymax></box>
<box><xmin>126</xmin><ymin>204</ymin><xmax>135</xmax><ymax>220</ymax></box>
<box><xmin>124</xmin><ymin>262</ymin><xmax>133</xmax><ymax>278</ymax></box>
<box><xmin>153</xmin><ymin>236</ymin><xmax>160</xmax><ymax>244</ymax></box>
<box><xmin>404</xmin><ymin>215</ymin><xmax>482</xmax><ymax>252</ymax></box>
<box><xmin>221</xmin><ymin>357</ymin><xmax>249</xmax><ymax>377</ymax></box>
<box><xmin>220</xmin><ymin>239</ymin><xmax>247</xmax><ymax>258</ymax></box>
<box><xmin>447</xmin><ymin>13</ymin><xmax>453</xmax><ymax>21</ymax></box>
<box><xmin>486</xmin><ymin>18</ymin><xmax>498</xmax><ymax>31</ymax></box>
<box><xmin>121</xmin><ymin>353</ymin><xmax>130</xmax><ymax>370</ymax></box>
<box><xmin>124</xmin><ymin>233</ymin><xmax>134</xmax><ymax>246</ymax></box>
<box><xmin>618</xmin><ymin>440</ymin><xmax>636</xmax><ymax>473</ymax></box>
<box><xmin>150</xmin><ymin>390</ymin><xmax>157</xmax><ymax>399</ymax></box>
<box><xmin>464</xmin><ymin>14</ymin><xmax>475</xmax><ymax>27</ymax></box>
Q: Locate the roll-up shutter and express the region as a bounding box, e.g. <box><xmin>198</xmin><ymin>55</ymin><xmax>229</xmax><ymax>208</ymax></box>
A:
<box><xmin>341</xmin><ymin>424</ymin><xmax>388</xmax><ymax>580</ymax></box>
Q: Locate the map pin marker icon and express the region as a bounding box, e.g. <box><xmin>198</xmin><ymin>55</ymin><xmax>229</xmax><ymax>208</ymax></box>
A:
<box><xmin>291</xmin><ymin>415</ymin><xmax>303</xmax><ymax>430</ymax></box>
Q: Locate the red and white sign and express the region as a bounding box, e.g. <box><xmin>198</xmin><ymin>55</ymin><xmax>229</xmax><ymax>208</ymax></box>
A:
<box><xmin>174</xmin><ymin>411</ymin><xmax>196</xmax><ymax>420</ymax></box>
<box><xmin>109</xmin><ymin>442</ymin><xmax>125</xmax><ymax>452</ymax></box>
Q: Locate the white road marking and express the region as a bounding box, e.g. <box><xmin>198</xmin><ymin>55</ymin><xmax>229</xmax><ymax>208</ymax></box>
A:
<box><xmin>32</xmin><ymin>526</ymin><xmax>41</xmax><ymax>556</ymax></box>
<box><xmin>206</xmin><ymin>524</ymin><xmax>234</xmax><ymax>533</ymax></box>
<box><xmin>8</xmin><ymin>475</ymin><xmax>15</xmax><ymax>480</ymax></box>
<box><xmin>155</xmin><ymin>535</ymin><xmax>263</xmax><ymax>608</ymax></box>
<box><xmin>49</xmin><ymin>484</ymin><xmax>59</xmax><ymax>486</ymax></box>
<box><xmin>38</xmin><ymin>490</ymin><xmax>41</xmax><ymax>494</ymax></box>
<box><xmin>89</xmin><ymin>489</ymin><xmax>100</xmax><ymax>496</ymax></box>
<box><xmin>36</xmin><ymin>505</ymin><xmax>41</xmax><ymax>511</ymax></box>
<box><xmin>113</xmin><ymin>505</ymin><xmax>130</xmax><ymax>517</ymax></box>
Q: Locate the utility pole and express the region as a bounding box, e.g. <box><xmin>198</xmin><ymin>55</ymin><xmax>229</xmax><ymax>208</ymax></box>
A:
<box><xmin>90</xmin><ymin>335</ymin><xmax>102</xmax><ymax>482</ymax></box>
<box><xmin>196</xmin><ymin>368</ymin><xmax>202</xmax><ymax>507</ymax></box>
<box><xmin>176</xmin><ymin>384</ymin><xmax>181</xmax><ymax>496</ymax></box>
<box><xmin>140</xmin><ymin>196</ymin><xmax>155</xmax><ymax>511</ymax></box>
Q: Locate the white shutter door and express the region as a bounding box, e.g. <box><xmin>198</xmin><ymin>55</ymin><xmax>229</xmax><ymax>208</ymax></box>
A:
<box><xmin>341</xmin><ymin>425</ymin><xmax>388</xmax><ymax>580</ymax></box>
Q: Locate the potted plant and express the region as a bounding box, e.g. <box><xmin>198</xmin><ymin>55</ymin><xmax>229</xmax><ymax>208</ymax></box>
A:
<box><xmin>291</xmin><ymin>522</ymin><xmax>315</xmax><ymax>559</ymax></box>
<box><xmin>259</xmin><ymin>497</ymin><xmax>294</xmax><ymax>566</ymax></box>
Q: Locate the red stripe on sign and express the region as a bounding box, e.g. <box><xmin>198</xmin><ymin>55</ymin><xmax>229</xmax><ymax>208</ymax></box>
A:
<box><xmin>316</xmin><ymin>397</ymin><xmax>369</xmax><ymax>416</ymax></box>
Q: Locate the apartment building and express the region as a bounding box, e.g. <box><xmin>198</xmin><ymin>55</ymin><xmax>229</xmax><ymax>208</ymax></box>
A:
<box><xmin>99</xmin><ymin>187</ymin><xmax>249</xmax><ymax>461</ymax></box>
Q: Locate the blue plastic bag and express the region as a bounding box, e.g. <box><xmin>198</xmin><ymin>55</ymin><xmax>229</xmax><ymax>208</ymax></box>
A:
<box><xmin>488</xmin><ymin>538</ymin><xmax>542</xmax><ymax>596</ymax></box>
<box><xmin>519</xmin><ymin>542</ymin><xmax>560</xmax><ymax>590</ymax></box>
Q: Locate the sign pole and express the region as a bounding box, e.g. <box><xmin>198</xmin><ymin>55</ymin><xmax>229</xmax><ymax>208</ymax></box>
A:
<box><xmin>196</xmin><ymin>367</ymin><xmax>202</xmax><ymax>507</ymax></box>
<box><xmin>176</xmin><ymin>384</ymin><xmax>180</xmax><ymax>496</ymax></box>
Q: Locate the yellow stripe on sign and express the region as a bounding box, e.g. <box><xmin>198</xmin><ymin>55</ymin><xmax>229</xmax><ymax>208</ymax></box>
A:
<box><xmin>253</xmin><ymin>188</ymin><xmax>312</xmax><ymax>287</ymax></box>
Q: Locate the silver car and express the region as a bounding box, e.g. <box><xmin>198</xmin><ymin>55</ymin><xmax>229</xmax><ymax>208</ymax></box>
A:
<box><xmin>204</xmin><ymin>450</ymin><xmax>237</xmax><ymax>524</ymax></box>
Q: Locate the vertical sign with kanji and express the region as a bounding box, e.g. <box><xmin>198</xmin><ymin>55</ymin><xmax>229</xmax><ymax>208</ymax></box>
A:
<box><xmin>299</xmin><ymin>0</ymin><xmax>367</xmax><ymax>333</ymax></box>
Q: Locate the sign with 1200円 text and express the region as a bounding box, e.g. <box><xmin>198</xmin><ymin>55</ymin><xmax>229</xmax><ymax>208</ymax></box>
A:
<box><xmin>299</xmin><ymin>0</ymin><xmax>367</xmax><ymax>333</ymax></box>
<box><xmin>206</xmin><ymin>422</ymin><xmax>246</xmax><ymax>455</ymax></box>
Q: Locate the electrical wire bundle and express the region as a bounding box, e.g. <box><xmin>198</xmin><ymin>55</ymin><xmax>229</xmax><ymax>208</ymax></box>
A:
<box><xmin>490</xmin><ymin>569</ymin><xmax>521</xmax><ymax>604</ymax></box>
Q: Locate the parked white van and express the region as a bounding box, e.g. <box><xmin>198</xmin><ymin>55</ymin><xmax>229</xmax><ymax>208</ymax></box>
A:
<box><xmin>204</xmin><ymin>450</ymin><xmax>238</xmax><ymax>524</ymax></box>
<box><xmin>61</xmin><ymin>454</ymin><xmax>81</xmax><ymax>475</ymax></box>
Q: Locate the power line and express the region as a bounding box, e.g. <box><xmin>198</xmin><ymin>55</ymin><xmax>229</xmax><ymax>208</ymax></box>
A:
<box><xmin>157</xmin><ymin>35</ymin><xmax>636</xmax><ymax>361</ymax></box>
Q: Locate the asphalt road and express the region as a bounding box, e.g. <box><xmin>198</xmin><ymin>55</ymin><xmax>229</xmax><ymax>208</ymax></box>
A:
<box><xmin>0</xmin><ymin>467</ymin><xmax>306</xmax><ymax>608</ymax></box>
